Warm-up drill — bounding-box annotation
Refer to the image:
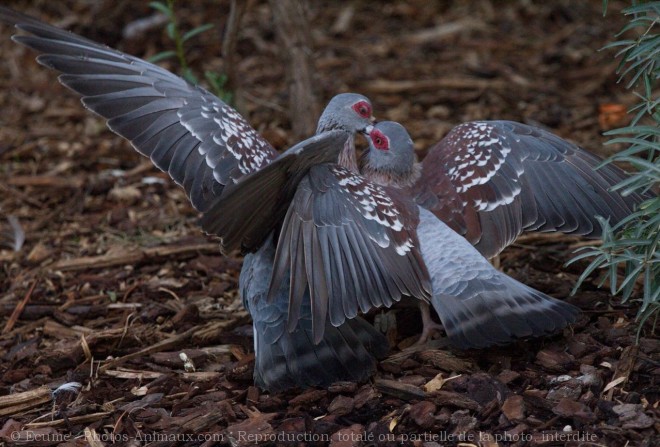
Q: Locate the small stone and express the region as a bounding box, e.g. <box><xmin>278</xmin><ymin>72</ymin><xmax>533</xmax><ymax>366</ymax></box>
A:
<box><xmin>577</xmin><ymin>373</ymin><xmax>602</xmax><ymax>388</ymax></box>
<box><xmin>549</xmin><ymin>375</ymin><xmax>573</xmax><ymax>384</ymax></box>
<box><xmin>612</xmin><ymin>403</ymin><xmax>654</xmax><ymax>429</ymax></box>
<box><xmin>547</xmin><ymin>382</ymin><xmax>583</xmax><ymax>401</ymax></box>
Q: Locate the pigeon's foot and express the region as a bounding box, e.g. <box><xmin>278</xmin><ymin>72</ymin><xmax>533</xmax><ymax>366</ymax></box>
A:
<box><xmin>415</xmin><ymin>302</ymin><xmax>444</xmax><ymax>345</ymax></box>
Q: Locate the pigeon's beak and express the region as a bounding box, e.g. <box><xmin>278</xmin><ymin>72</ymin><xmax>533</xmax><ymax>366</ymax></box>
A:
<box><xmin>370</xmin><ymin>115</ymin><xmax>376</xmax><ymax>124</ymax></box>
<box><xmin>361</xmin><ymin>124</ymin><xmax>374</xmax><ymax>136</ymax></box>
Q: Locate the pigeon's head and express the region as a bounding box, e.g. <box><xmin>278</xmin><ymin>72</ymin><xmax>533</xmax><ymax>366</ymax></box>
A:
<box><xmin>316</xmin><ymin>93</ymin><xmax>374</xmax><ymax>134</ymax></box>
<box><xmin>365</xmin><ymin>121</ymin><xmax>415</xmax><ymax>175</ymax></box>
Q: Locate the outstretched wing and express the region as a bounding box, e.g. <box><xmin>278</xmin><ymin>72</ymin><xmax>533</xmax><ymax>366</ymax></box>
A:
<box><xmin>417</xmin><ymin>208</ymin><xmax>580</xmax><ymax>349</ymax></box>
<box><xmin>199</xmin><ymin>130</ymin><xmax>350</xmax><ymax>253</ymax></box>
<box><xmin>271</xmin><ymin>164</ymin><xmax>432</xmax><ymax>343</ymax></box>
<box><xmin>0</xmin><ymin>7</ymin><xmax>278</xmax><ymax>211</ymax></box>
<box><xmin>415</xmin><ymin>120</ymin><xmax>651</xmax><ymax>258</ymax></box>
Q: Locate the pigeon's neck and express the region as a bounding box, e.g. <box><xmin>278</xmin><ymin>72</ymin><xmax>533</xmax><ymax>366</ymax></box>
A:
<box><xmin>338</xmin><ymin>133</ymin><xmax>358</xmax><ymax>172</ymax></box>
<box><xmin>362</xmin><ymin>161</ymin><xmax>422</xmax><ymax>189</ymax></box>
<box><xmin>317</xmin><ymin>119</ymin><xmax>358</xmax><ymax>172</ymax></box>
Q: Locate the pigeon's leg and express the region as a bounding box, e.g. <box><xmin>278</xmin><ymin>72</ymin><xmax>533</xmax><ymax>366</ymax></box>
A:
<box><xmin>416</xmin><ymin>302</ymin><xmax>444</xmax><ymax>345</ymax></box>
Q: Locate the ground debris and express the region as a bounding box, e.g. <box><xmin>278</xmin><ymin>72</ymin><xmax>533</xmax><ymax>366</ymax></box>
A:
<box><xmin>0</xmin><ymin>1</ymin><xmax>657</xmax><ymax>445</ymax></box>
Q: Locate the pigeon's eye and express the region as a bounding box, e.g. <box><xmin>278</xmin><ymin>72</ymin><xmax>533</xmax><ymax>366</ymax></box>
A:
<box><xmin>370</xmin><ymin>130</ymin><xmax>389</xmax><ymax>150</ymax></box>
<box><xmin>352</xmin><ymin>100</ymin><xmax>372</xmax><ymax>119</ymax></box>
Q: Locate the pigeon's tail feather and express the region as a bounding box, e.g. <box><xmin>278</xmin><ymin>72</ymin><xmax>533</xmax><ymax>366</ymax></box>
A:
<box><xmin>417</xmin><ymin>207</ymin><xmax>580</xmax><ymax>350</ymax></box>
<box><xmin>242</xmin><ymin>238</ymin><xmax>388</xmax><ymax>392</ymax></box>
<box><xmin>252</xmin><ymin>314</ymin><xmax>388</xmax><ymax>392</ymax></box>
<box><xmin>431</xmin><ymin>278</ymin><xmax>580</xmax><ymax>350</ymax></box>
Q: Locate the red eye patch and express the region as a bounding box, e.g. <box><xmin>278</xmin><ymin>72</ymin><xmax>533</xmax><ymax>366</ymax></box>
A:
<box><xmin>370</xmin><ymin>129</ymin><xmax>389</xmax><ymax>150</ymax></box>
<box><xmin>352</xmin><ymin>100</ymin><xmax>372</xmax><ymax>119</ymax></box>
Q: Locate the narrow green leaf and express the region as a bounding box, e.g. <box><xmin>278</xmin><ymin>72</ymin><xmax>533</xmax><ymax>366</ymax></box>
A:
<box><xmin>166</xmin><ymin>22</ymin><xmax>177</xmax><ymax>40</ymax></box>
<box><xmin>148</xmin><ymin>50</ymin><xmax>177</xmax><ymax>63</ymax></box>
<box><xmin>149</xmin><ymin>1</ymin><xmax>172</xmax><ymax>16</ymax></box>
<box><xmin>182</xmin><ymin>23</ymin><xmax>214</xmax><ymax>42</ymax></box>
<box><xmin>182</xmin><ymin>67</ymin><xmax>198</xmax><ymax>85</ymax></box>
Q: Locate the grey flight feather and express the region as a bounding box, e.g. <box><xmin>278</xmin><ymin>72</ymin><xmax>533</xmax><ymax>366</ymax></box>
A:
<box><xmin>0</xmin><ymin>6</ymin><xmax>277</xmax><ymax>212</ymax></box>
<box><xmin>417</xmin><ymin>208</ymin><xmax>580</xmax><ymax>349</ymax></box>
<box><xmin>270</xmin><ymin>164</ymin><xmax>432</xmax><ymax>344</ymax></box>
<box><xmin>364</xmin><ymin>122</ymin><xmax>581</xmax><ymax>349</ymax></box>
<box><xmin>199</xmin><ymin>130</ymin><xmax>350</xmax><ymax>253</ymax></box>
<box><xmin>241</xmin><ymin>237</ymin><xmax>389</xmax><ymax>391</ymax></box>
<box><xmin>417</xmin><ymin>120</ymin><xmax>652</xmax><ymax>258</ymax></box>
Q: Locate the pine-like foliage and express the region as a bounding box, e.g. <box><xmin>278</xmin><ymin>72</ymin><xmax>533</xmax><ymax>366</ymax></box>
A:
<box><xmin>570</xmin><ymin>2</ymin><xmax>659</xmax><ymax>334</ymax></box>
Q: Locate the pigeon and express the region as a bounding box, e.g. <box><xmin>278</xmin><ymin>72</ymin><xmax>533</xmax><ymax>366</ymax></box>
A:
<box><xmin>406</xmin><ymin>120</ymin><xmax>652</xmax><ymax>259</ymax></box>
<box><xmin>0</xmin><ymin>7</ymin><xmax>389</xmax><ymax>390</ymax></box>
<box><xmin>363</xmin><ymin>122</ymin><xmax>584</xmax><ymax>348</ymax></box>
<box><xmin>199</xmin><ymin>108</ymin><xmax>433</xmax><ymax>346</ymax></box>
<box><xmin>199</xmin><ymin>93</ymin><xmax>376</xmax><ymax>252</ymax></box>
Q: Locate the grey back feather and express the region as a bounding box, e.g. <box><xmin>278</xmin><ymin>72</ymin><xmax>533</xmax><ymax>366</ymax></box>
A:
<box><xmin>416</xmin><ymin>208</ymin><xmax>579</xmax><ymax>349</ymax></box>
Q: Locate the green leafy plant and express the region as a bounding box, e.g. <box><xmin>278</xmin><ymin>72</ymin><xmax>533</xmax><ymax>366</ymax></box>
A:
<box><xmin>149</xmin><ymin>0</ymin><xmax>232</xmax><ymax>103</ymax></box>
<box><xmin>570</xmin><ymin>1</ymin><xmax>659</xmax><ymax>334</ymax></box>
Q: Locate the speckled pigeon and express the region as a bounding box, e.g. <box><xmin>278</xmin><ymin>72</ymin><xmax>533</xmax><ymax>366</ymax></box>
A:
<box><xmin>199</xmin><ymin>93</ymin><xmax>376</xmax><ymax>252</ymax></box>
<box><xmin>0</xmin><ymin>7</ymin><xmax>391</xmax><ymax>390</ymax></box>
<box><xmin>363</xmin><ymin>122</ymin><xmax>583</xmax><ymax>348</ymax></box>
<box><xmin>200</xmin><ymin>100</ymin><xmax>433</xmax><ymax>345</ymax></box>
<box><xmin>407</xmin><ymin>120</ymin><xmax>651</xmax><ymax>259</ymax></box>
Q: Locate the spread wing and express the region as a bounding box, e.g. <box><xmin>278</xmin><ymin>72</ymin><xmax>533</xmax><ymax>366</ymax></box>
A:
<box><xmin>415</xmin><ymin>120</ymin><xmax>651</xmax><ymax>258</ymax></box>
<box><xmin>270</xmin><ymin>164</ymin><xmax>432</xmax><ymax>343</ymax></box>
<box><xmin>417</xmin><ymin>208</ymin><xmax>580</xmax><ymax>349</ymax></box>
<box><xmin>0</xmin><ymin>7</ymin><xmax>277</xmax><ymax>211</ymax></box>
<box><xmin>199</xmin><ymin>131</ymin><xmax>350</xmax><ymax>253</ymax></box>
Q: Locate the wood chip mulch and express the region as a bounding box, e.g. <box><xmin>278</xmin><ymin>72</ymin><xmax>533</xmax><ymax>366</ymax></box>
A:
<box><xmin>1</xmin><ymin>1</ymin><xmax>657</xmax><ymax>446</ymax></box>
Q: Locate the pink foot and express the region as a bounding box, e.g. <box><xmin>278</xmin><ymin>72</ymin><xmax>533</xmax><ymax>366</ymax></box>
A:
<box><xmin>416</xmin><ymin>302</ymin><xmax>444</xmax><ymax>345</ymax></box>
